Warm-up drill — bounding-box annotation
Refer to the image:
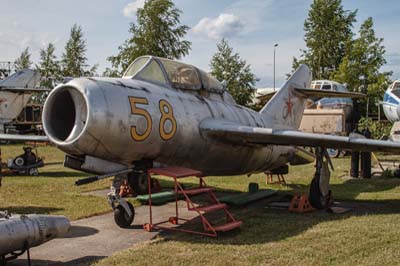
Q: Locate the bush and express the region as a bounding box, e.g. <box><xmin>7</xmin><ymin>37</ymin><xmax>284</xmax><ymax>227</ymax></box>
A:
<box><xmin>357</xmin><ymin>117</ymin><xmax>392</xmax><ymax>139</ymax></box>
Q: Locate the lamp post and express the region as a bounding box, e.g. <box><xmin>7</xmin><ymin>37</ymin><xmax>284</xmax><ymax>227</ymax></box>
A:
<box><xmin>273</xmin><ymin>43</ymin><xmax>279</xmax><ymax>91</ymax></box>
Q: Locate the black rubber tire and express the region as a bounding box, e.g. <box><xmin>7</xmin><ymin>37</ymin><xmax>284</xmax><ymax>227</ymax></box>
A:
<box><xmin>127</xmin><ymin>171</ymin><xmax>148</xmax><ymax>195</ymax></box>
<box><xmin>14</xmin><ymin>156</ymin><xmax>24</xmax><ymax>167</ymax></box>
<box><xmin>114</xmin><ymin>201</ymin><xmax>135</xmax><ymax>228</ymax></box>
<box><xmin>309</xmin><ymin>177</ymin><xmax>324</xmax><ymax>209</ymax></box>
<box><xmin>28</xmin><ymin>168</ymin><xmax>39</xmax><ymax>176</ymax></box>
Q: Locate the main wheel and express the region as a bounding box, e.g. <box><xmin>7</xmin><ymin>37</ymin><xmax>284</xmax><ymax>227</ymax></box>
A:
<box><xmin>114</xmin><ymin>201</ymin><xmax>135</xmax><ymax>228</ymax></box>
<box><xmin>14</xmin><ymin>157</ymin><xmax>24</xmax><ymax>167</ymax></box>
<box><xmin>28</xmin><ymin>168</ymin><xmax>39</xmax><ymax>176</ymax></box>
<box><xmin>308</xmin><ymin>177</ymin><xmax>324</xmax><ymax>209</ymax></box>
<box><xmin>127</xmin><ymin>171</ymin><xmax>148</xmax><ymax>195</ymax></box>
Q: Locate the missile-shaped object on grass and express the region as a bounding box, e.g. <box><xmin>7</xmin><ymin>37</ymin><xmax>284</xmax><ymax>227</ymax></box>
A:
<box><xmin>0</xmin><ymin>214</ymin><xmax>70</xmax><ymax>255</ymax></box>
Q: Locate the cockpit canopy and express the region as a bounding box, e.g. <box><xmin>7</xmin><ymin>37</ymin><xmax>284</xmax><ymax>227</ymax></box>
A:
<box><xmin>390</xmin><ymin>80</ymin><xmax>400</xmax><ymax>98</ymax></box>
<box><xmin>123</xmin><ymin>56</ymin><xmax>225</xmax><ymax>94</ymax></box>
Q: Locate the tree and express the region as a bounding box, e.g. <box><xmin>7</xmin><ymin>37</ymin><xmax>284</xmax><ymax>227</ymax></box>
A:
<box><xmin>14</xmin><ymin>47</ymin><xmax>32</xmax><ymax>71</ymax></box>
<box><xmin>61</xmin><ymin>24</ymin><xmax>97</xmax><ymax>77</ymax></box>
<box><xmin>210</xmin><ymin>39</ymin><xmax>257</xmax><ymax>107</ymax></box>
<box><xmin>108</xmin><ymin>0</ymin><xmax>191</xmax><ymax>76</ymax></box>
<box><xmin>332</xmin><ymin>17</ymin><xmax>392</xmax><ymax>116</ymax></box>
<box><xmin>293</xmin><ymin>0</ymin><xmax>357</xmax><ymax>79</ymax></box>
<box><xmin>34</xmin><ymin>43</ymin><xmax>62</xmax><ymax>103</ymax></box>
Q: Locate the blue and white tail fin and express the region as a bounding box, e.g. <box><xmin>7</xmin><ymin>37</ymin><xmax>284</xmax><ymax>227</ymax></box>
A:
<box><xmin>260</xmin><ymin>64</ymin><xmax>312</xmax><ymax>129</ymax></box>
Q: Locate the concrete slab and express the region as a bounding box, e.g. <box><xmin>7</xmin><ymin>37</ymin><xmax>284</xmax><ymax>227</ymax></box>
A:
<box><xmin>10</xmin><ymin>201</ymin><xmax>198</xmax><ymax>266</ymax></box>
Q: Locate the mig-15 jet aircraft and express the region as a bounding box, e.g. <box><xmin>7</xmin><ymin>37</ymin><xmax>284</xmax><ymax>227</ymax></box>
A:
<box><xmin>32</xmin><ymin>56</ymin><xmax>400</xmax><ymax>227</ymax></box>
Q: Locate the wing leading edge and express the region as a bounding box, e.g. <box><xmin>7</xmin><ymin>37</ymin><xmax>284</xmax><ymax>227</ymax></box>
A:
<box><xmin>200</xmin><ymin>119</ymin><xmax>400</xmax><ymax>153</ymax></box>
<box><xmin>0</xmin><ymin>134</ymin><xmax>49</xmax><ymax>142</ymax></box>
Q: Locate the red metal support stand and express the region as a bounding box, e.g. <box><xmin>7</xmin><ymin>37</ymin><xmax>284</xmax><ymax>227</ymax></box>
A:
<box><xmin>143</xmin><ymin>166</ymin><xmax>242</xmax><ymax>237</ymax></box>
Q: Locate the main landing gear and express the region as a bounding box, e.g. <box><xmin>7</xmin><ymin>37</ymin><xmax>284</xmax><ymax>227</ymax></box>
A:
<box><xmin>308</xmin><ymin>147</ymin><xmax>334</xmax><ymax>209</ymax></box>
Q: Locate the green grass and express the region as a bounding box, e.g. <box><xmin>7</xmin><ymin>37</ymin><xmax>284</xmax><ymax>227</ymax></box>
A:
<box><xmin>2</xmin><ymin>144</ymin><xmax>400</xmax><ymax>265</ymax></box>
<box><xmin>93</xmin><ymin>156</ymin><xmax>400</xmax><ymax>266</ymax></box>
<box><xmin>0</xmin><ymin>144</ymin><xmax>112</xmax><ymax>220</ymax></box>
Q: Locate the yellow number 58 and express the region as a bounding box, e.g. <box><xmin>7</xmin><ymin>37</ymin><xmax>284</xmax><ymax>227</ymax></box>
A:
<box><xmin>129</xmin><ymin>97</ymin><xmax>152</xmax><ymax>141</ymax></box>
<box><xmin>129</xmin><ymin>97</ymin><xmax>177</xmax><ymax>142</ymax></box>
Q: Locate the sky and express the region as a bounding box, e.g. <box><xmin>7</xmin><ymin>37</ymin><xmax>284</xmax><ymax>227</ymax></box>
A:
<box><xmin>0</xmin><ymin>0</ymin><xmax>399</xmax><ymax>88</ymax></box>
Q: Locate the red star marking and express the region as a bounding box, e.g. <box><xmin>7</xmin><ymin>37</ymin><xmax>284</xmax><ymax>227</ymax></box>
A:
<box><xmin>285</xmin><ymin>94</ymin><xmax>294</xmax><ymax>116</ymax></box>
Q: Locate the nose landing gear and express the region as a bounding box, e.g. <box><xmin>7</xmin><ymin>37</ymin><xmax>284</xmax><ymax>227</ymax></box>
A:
<box><xmin>108</xmin><ymin>174</ymin><xmax>136</xmax><ymax>228</ymax></box>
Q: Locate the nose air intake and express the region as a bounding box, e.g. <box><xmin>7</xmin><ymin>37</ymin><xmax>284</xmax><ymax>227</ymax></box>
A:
<box><xmin>43</xmin><ymin>85</ymin><xmax>88</xmax><ymax>144</ymax></box>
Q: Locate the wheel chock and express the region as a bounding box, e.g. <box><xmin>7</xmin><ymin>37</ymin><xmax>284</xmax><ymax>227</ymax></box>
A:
<box><xmin>169</xmin><ymin>216</ymin><xmax>178</xmax><ymax>225</ymax></box>
<box><xmin>289</xmin><ymin>193</ymin><xmax>315</xmax><ymax>213</ymax></box>
<box><xmin>143</xmin><ymin>223</ymin><xmax>154</xmax><ymax>232</ymax></box>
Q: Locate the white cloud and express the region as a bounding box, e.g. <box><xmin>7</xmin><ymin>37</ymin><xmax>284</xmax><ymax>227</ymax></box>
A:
<box><xmin>122</xmin><ymin>0</ymin><xmax>145</xmax><ymax>18</ymax></box>
<box><xmin>192</xmin><ymin>13</ymin><xmax>244</xmax><ymax>40</ymax></box>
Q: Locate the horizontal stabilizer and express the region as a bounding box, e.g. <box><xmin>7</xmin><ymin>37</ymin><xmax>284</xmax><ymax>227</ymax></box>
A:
<box><xmin>258</xmin><ymin>88</ymin><xmax>365</xmax><ymax>102</ymax></box>
<box><xmin>294</xmin><ymin>87</ymin><xmax>365</xmax><ymax>100</ymax></box>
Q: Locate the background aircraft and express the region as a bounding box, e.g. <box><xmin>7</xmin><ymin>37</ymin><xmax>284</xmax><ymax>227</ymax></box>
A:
<box><xmin>0</xmin><ymin>69</ymin><xmax>50</xmax><ymax>134</ymax></box>
<box><xmin>38</xmin><ymin>56</ymin><xmax>400</xmax><ymax>227</ymax></box>
<box><xmin>382</xmin><ymin>80</ymin><xmax>400</xmax><ymax>122</ymax></box>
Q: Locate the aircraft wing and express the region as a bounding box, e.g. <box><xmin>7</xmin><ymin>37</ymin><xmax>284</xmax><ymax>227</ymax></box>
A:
<box><xmin>0</xmin><ymin>87</ymin><xmax>50</xmax><ymax>92</ymax></box>
<box><xmin>200</xmin><ymin>119</ymin><xmax>400</xmax><ymax>153</ymax></box>
<box><xmin>0</xmin><ymin>134</ymin><xmax>49</xmax><ymax>142</ymax></box>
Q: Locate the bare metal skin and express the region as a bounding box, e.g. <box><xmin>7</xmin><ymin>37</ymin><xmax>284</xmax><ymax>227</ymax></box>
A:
<box><xmin>39</xmin><ymin>56</ymin><xmax>400</xmax><ymax>227</ymax></box>
<box><xmin>42</xmin><ymin>56</ymin><xmax>400</xmax><ymax>177</ymax></box>
<box><xmin>42</xmin><ymin>57</ymin><xmax>307</xmax><ymax>176</ymax></box>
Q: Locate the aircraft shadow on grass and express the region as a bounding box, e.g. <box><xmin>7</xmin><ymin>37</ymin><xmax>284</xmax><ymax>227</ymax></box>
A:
<box><xmin>154</xmin><ymin>177</ymin><xmax>400</xmax><ymax>245</ymax></box>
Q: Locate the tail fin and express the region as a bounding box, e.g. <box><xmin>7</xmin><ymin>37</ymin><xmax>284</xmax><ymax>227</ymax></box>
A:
<box><xmin>0</xmin><ymin>69</ymin><xmax>41</xmax><ymax>89</ymax></box>
<box><xmin>260</xmin><ymin>64</ymin><xmax>312</xmax><ymax>129</ymax></box>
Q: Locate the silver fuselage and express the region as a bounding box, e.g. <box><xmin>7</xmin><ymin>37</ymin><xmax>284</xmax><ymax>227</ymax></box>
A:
<box><xmin>43</xmin><ymin>77</ymin><xmax>294</xmax><ymax>176</ymax></box>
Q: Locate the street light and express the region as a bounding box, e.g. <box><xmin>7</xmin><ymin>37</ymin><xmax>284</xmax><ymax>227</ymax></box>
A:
<box><xmin>273</xmin><ymin>43</ymin><xmax>279</xmax><ymax>91</ymax></box>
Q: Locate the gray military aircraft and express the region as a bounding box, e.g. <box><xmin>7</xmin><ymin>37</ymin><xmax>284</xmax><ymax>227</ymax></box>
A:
<box><xmin>0</xmin><ymin>69</ymin><xmax>50</xmax><ymax>134</ymax></box>
<box><xmin>34</xmin><ymin>55</ymin><xmax>400</xmax><ymax>228</ymax></box>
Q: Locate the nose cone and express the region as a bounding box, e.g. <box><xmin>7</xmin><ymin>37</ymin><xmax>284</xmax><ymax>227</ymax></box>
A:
<box><xmin>43</xmin><ymin>82</ymin><xmax>89</xmax><ymax>145</ymax></box>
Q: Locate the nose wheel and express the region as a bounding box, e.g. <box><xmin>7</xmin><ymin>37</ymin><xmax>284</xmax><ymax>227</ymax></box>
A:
<box><xmin>108</xmin><ymin>176</ymin><xmax>136</xmax><ymax>228</ymax></box>
<box><xmin>114</xmin><ymin>201</ymin><xmax>135</xmax><ymax>228</ymax></box>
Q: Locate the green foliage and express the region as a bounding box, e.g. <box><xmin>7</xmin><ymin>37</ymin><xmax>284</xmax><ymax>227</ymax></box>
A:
<box><xmin>107</xmin><ymin>0</ymin><xmax>191</xmax><ymax>76</ymax></box>
<box><xmin>332</xmin><ymin>17</ymin><xmax>392</xmax><ymax>115</ymax></box>
<box><xmin>357</xmin><ymin>117</ymin><xmax>392</xmax><ymax>139</ymax></box>
<box><xmin>293</xmin><ymin>0</ymin><xmax>357</xmax><ymax>79</ymax></box>
<box><xmin>14</xmin><ymin>47</ymin><xmax>32</xmax><ymax>71</ymax></box>
<box><xmin>61</xmin><ymin>24</ymin><xmax>97</xmax><ymax>77</ymax></box>
<box><xmin>34</xmin><ymin>43</ymin><xmax>62</xmax><ymax>103</ymax></box>
<box><xmin>210</xmin><ymin>39</ymin><xmax>257</xmax><ymax>107</ymax></box>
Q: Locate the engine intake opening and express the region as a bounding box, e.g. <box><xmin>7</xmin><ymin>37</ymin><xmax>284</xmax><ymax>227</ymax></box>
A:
<box><xmin>43</xmin><ymin>86</ymin><xmax>88</xmax><ymax>143</ymax></box>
